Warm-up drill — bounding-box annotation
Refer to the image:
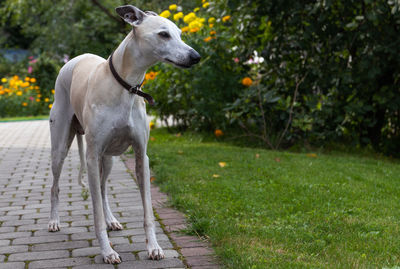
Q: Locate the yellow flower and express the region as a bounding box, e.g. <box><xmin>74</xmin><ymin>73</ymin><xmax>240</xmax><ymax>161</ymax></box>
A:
<box><xmin>169</xmin><ymin>4</ymin><xmax>177</xmax><ymax>11</ymax></box>
<box><xmin>190</xmin><ymin>27</ymin><xmax>200</xmax><ymax>33</ymax></box>
<box><xmin>1</xmin><ymin>78</ymin><xmax>7</xmax><ymax>83</ymax></box>
<box><xmin>189</xmin><ymin>19</ymin><xmax>203</xmax><ymax>30</ymax></box>
<box><xmin>51</xmin><ymin>89</ymin><xmax>55</xmax><ymax>94</ymax></box>
<box><xmin>208</xmin><ymin>17</ymin><xmax>216</xmax><ymax>24</ymax></box>
<box><xmin>173</xmin><ymin>12</ymin><xmax>183</xmax><ymax>21</ymax></box>
<box><xmin>222</xmin><ymin>15</ymin><xmax>231</xmax><ymax>22</ymax></box>
<box><xmin>21</xmin><ymin>81</ymin><xmax>29</xmax><ymax>87</ymax></box>
<box><xmin>0</xmin><ymin>90</ymin><xmax>4</xmax><ymax>95</ymax></box>
<box><xmin>202</xmin><ymin>2</ymin><xmax>210</xmax><ymax>8</ymax></box>
<box><xmin>214</xmin><ymin>129</ymin><xmax>223</xmax><ymax>137</ymax></box>
<box><xmin>194</xmin><ymin>7</ymin><xmax>200</xmax><ymax>12</ymax></box>
<box><xmin>16</xmin><ymin>91</ymin><xmax>23</xmax><ymax>96</ymax></box>
<box><xmin>30</xmin><ymin>78</ymin><xmax>36</xmax><ymax>83</ymax></box>
<box><xmin>202</xmin><ymin>0</ymin><xmax>206</xmax><ymax>2</ymax></box>
<box><xmin>34</xmin><ymin>86</ymin><xmax>40</xmax><ymax>90</ymax></box>
<box><xmin>22</xmin><ymin>102</ymin><xmax>28</xmax><ymax>107</ymax></box>
<box><xmin>12</xmin><ymin>75</ymin><xmax>19</xmax><ymax>81</ymax></box>
<box><xmin>36</xmin><ymin>98</ymin><xmax>40</xmax><ymax>102</ymax></box>
<box><xmin>149</xmin><ymin>121</ymin><xmax>155</xmax><ymax>129</ymax></box>
<box><xmin>209</xmin><ymin>23</ymin><xmax>214</xmax><ymax>28</ymax></box>
<box><xmin>204</xmin><ymin>36</ymin><xmax>212</xmax><ymax>42</ymax></box>
<box><xmin>45</xmin><ymin>97</ymin><xmax>50</xmax><ymax>102</ymax></box>
<box><xmin>160</xmin><ymin>10</ymin><xmax>171</xmax><ymax>18</ymax></box>
<box><xmin>25</xmin><ymin>77</ymin><xmax>30</xmax><ymax>81</ymax></box>
<box><xmin>48</xmin><ymin>104</ymin><xmax>53</xmax><ymax>109</ymax></box>
<box><xmin>242</xmin><ymin>77</ymin><xmax>253</xmax><ymax>87</ymax></box>
<box><xmin>218</xmin><ymin>162</ymin><xmax>227</xmax><ymax>168</ymax></box>
<box><xmin>183</xmin><ymin>12</ymin><xmax>196</xmax><ymax>24</ymax></box>
<box><xmin>181</xmin><ymin>26</ymin><xmax>190</xmax><ymax>32</ymax></box>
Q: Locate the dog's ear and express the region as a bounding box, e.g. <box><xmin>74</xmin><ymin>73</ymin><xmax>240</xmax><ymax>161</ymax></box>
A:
<box><xmin>115</xmin><ymin>5</ymin><xmax>146</xmax><ymax>26</ymax></box>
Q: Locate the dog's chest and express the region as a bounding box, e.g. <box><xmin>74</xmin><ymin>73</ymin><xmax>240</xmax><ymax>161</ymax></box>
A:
<box><xmin>103</xmin><ymin>125</ymin><xmax>133</xmax><ymax>156</ymax></box>
<box><xmin>102</xmin><ymin>101</ymin><xmax>148</xmax><ymax>156</ymax></box>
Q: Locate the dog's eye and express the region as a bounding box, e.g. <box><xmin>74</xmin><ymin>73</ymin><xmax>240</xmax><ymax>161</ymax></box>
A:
<box><xmin>158</xmin><ymin>31</ymin><xmax>171</xmax><ymax>39</ymax></box>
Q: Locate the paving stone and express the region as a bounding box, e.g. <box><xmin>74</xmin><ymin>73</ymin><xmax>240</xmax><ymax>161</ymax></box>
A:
<box><xmin>13</xmin><ymin>234</ymin><xmax>69</xmax><ymax>245</ymax></box>
<box><xmin>8</xmin><ymin>250</ymin><xmax>70</xmax><ymax>261</ymax></box>
<box><xmin>29</xmin><ymin>257</ymin><xmax>92</xmax><ymax>268</ymax></box>
<box><xmin>31</xmin><ymin>240</ymin><xmax>90</xmax><ymax>251</ymax></box>
<box><xmin>0</xmin><ymin>245</ymin><xmax>28</xmax><ymax>254</ymax></box>
<box><xmin>71</xmin><ymin>246</ymin><xmax>101</xmax><ymax>257</ymax></box>
<box><xmin>118</xmin><ymin>258</ymin><xmax>185</xmax><ymax>269</ymax></box>
<box><xmin>0</xmin><ymin>240</ymin><xmax>10</xmax><ymax>246</ymax></box>
<box><xmin>0</xmin><ymin>262</ymin><xmax>26</xmax><ymax>269</ymax></box>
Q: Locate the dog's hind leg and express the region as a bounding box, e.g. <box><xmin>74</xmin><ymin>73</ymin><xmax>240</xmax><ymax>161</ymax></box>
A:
<box><xmin>100</xmin><ymin>156</ymin><xmax>123</xmax><ymax>231</ymax></box>
<box><xmin>48</xmin><ymin>106</ymin><xmax>75</xmax><ymax>232</ymax></box>
<box><xmin>76</xmin><ymin>134</ymin><xmax>86</xmax><ymax>188</ymax></box>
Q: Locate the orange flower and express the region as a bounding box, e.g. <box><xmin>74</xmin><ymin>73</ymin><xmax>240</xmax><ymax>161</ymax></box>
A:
<box><xmin>148</xmin><ymin>72</ymin><xmax>156</xmax><ymax>80</ymax></box>
<box><xmin>30</xmin><ymin>78</ymin><xmax>36</xmax><ymax>83</ymax></box>
<box><xmin>22</xmin><ymin>102</ymin><xmax>28</xmax><ymax>107</ymax></box>
<box><xmin>214</xmin><ymin>129</ymin><xmax>223</xmax><ymax>137</ymax></box>
<box><xmin>181</xmin><ymin>26</ymin><xmax>190</xmax><ymax>32</ymax></box>
<box><xmin>222</xmin><ymin>15</ymin><xmax>231</xmax><ymax>22</ymax></box>
<box><xmin>190</xmin><ymin>27</ymin><xmax>200</xmax><ymax>33</ymax></box>
<box><xmin>242</xmin><ymin>77</ymin><xmax>253</xmax><ymax>87</ymax></box>
<box><xmin>204</xmin><ymin>36</ymin><xmax>212</xmax><ymax>42</ymax></box>
<box><xmin>210</xmin><ymin>30</ymin><xmax>216</xmax><ymax>35</ymax></box>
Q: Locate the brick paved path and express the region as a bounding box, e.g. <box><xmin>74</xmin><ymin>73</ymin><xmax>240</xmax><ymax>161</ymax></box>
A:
<box><xmin>0</xmin><ymin>120</ymin><xmax>184</xmax><ymax>269</ymax></box>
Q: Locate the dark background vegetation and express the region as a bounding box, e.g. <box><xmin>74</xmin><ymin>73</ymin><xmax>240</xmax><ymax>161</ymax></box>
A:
<box><xmin>1</xmin><ymin>0</ymin><xmax>399</xmax><ymax>156</ymax></box>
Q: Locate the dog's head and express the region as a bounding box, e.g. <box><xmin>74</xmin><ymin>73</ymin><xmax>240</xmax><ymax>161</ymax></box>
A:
<box><xmin>116</xmin><ymin>5</ymin><xmax>201</xmax><ymax>68</ymax></box>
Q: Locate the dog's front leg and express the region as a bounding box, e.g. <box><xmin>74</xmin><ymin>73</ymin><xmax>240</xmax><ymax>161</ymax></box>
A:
<box><xmin>135</xmin><ymin>147</ymin><xmax>165</xmax><ymax>260</ymax></box>
<box><xmin>86</xmin><ymin>141</ymin><xmax>121</xmax><ymax>264</ymax></box>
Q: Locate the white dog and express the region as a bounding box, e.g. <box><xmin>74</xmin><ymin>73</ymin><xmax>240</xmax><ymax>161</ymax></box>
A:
<box><xmin>47</xmin><ymin>5</ymin><xmax>200</xmax><ymax>264</ymax></box>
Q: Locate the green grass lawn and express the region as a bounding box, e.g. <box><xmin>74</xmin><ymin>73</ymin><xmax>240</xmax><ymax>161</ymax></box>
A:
<box><xmin>145</xmin><ymin>128</ymin><xmax>400</xmax><ymax>268</ymax></box>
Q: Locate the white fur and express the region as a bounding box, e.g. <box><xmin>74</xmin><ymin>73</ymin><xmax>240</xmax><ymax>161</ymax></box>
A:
<box><xmin>47</xmin><ymin>5</ymin><xmax>200</xmax><ymax>264</ymax></box>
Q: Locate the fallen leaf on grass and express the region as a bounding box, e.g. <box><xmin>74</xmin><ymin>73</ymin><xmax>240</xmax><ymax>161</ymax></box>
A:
<box><xmin>175</xmin><ymin>133</ymin><xmax>181</xmax><ymax>137</ymax></box>
<box><xmin>255</xmin><ymin>153</ymin><xmax>260</xmax><ymax>158</ymax></box>
<box><xmin>150</xmin><ymin>137</ymin><xmax>155</xmax><ymax>141</ymax></box>
<box><xmin>177</xmin><ymin>150</ymin><xmax>184</xmax><ymax>155</ymax></box>
<box><xmin>307</xmin><ymin>153</ymin><xmax>317</xmax><ymax>158</ymax></box>
<box><xmin>275</xmin><ymin>158</ymin><xmax>281</xmax><ymax>162</ymax></box>
<box><xmin>150</xmin><ymin>176</ymin><xmax>156</xmax><ymax>182</ymax></box>
<box><xmin>212</xmin><ymin>174</ymin><xmax>220</xmax><ymax>178</ymax></box>
<box><xmin>218</xmin><ymin>162</ymin><xmax>227</xmax><ymax>168</ymax></box>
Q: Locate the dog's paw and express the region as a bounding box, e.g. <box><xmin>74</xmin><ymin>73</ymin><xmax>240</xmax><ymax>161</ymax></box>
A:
<box><xmin>106</xmin><ymin>220</ymin><xmax>123</xmax><ymax>231</ymax></box>
<box><xmin>103</xmin><ymin>250</ymin><xmax>122</xmax><ymax>264</ymax></box>
<box><xmin>148</xmin><ymin>246</ymin><xmax>165</xmax><ymax>260</ymax></box>
<box><xmin>48</xmin><ymin>219</ymin><xmax>60</xmax><ymax>232</ymax></box>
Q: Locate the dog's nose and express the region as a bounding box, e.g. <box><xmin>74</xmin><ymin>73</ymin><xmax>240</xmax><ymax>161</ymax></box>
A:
<box><xmin>189</xmin><ymin>49</ymin><xmax>201</xmax><ymax>65</ymax></box>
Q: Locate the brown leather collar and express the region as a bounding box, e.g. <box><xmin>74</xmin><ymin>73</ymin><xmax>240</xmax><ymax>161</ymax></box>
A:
<box><xmin>108</xmin><ymin>51</ymin><xmax>155</xmax><ymax>105</ymax></box>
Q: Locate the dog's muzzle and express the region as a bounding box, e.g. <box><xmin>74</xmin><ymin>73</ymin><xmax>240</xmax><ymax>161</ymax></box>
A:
<box><xmin>189</xmin><ymin>49</ymin><xmax>201</xmax><ymax>66</ymax></box>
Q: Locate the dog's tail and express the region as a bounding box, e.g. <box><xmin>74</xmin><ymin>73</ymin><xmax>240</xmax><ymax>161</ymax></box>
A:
<box><xmin>76</xmin><ymin>134</ymin><xmax>87</xmax><ymax>188</ymax></box>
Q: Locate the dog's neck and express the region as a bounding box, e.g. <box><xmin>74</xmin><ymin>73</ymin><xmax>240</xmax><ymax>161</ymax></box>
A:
<box><xmin>111</xmin><ymin>31</ymin><xmax>155</xmax><ymax>87</ymax></box>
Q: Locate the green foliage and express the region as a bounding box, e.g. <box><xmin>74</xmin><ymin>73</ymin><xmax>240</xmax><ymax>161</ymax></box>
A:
<box><xmin>145</xmin><ymin>0</ymin><xmax>400</xmax><ymax>156</ymax></box>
